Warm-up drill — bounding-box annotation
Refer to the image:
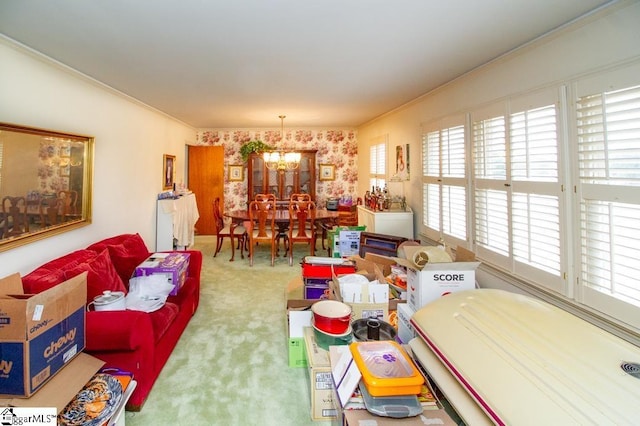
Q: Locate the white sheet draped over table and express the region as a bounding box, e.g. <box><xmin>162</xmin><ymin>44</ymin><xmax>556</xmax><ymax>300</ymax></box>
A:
<box><xmin>157</xmin><ymin>193</ymin><xmax>199</xmax><ymax>249</ymax></box>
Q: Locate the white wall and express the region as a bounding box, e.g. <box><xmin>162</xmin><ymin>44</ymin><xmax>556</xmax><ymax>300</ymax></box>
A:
<box><xmin>357</xmin><ymin>0</ymin><xmax>640</xmax><ymax>240</ymax></box>
<box><xmin>0</xmin><ymin>38</ymin><xmax>196</xmax><ymax>277</ymax></box>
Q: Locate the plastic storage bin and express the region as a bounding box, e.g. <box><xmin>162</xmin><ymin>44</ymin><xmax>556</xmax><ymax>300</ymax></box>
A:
<box><xmin>349</xmin><ymin>340</ymin><xmax>424</xmax><ymax>397</ymax></box>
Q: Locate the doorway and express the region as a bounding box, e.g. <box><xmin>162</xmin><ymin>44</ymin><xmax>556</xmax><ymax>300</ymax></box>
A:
<box><xmin>188</xmin><ymin>145</ymin><xmax>224</xmax><ymax>235</ymax></box>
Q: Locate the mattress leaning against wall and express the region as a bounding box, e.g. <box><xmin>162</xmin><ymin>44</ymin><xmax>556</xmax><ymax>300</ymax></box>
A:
<box><xmin>409</xmin><ymin>289</ymin><xmax>640</xmax><ymax>425</ymax></box>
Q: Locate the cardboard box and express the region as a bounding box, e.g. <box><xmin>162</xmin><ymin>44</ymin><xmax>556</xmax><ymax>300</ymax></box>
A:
<box><xmin>134</xmin><ymin>252</ymin><xmax>190</xmax><ymax>296</ymax></box>
<box><xmin>327</xmin><ymin>226</ymin><xmax>366</xmax><ymax>258</ymax></box>
<box><xmin>0</xmin><ymin>272</ymin><xmax>87</xmax><ymax>398</ymax></box>
<box><xmin>394</xmin><ymin>246</ymin><xmax>480</xmax><ymax>311</ymax></box>
<box><xmin>396</xmin><ymin>302</ymin><xmax>416</xmax><ymax>344</ymax></box>
<box><xmin>330</xmin><ymin>269</ymin><xmax>389</xmax><ymax>321</ymax></box>
<box><xmin>341</xmin><ymin>408</ymin><xmax>456</xmax><ymax>426</ymax></box>
<box><xmin>286</xmin><ymin>299</ymin><xmax>314</xmax><ymax>368</ymax></box>
<box><xmin>348</xmin><ymin>252</ymin><xmax>396</xmax><ymax>278</ymax></box>
<box><xmin>0</xmin><ymin>352</ymin><xmax>104</xmax><ymax>413</ymax></box>
<box><xmin>303</xmin><ymin>327</ymin><xmax>337</xmax><ymax>421</ymax></box>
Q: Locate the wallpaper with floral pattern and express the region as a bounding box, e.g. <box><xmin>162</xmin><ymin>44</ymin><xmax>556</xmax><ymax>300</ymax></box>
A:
<box><xmin>196</xmin><ymin>128</ymin><xmax>358</xmax><ymax>211</ymax></box>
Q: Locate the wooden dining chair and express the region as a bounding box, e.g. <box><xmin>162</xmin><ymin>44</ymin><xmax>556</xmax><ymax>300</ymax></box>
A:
<box><xmin>290</xmin><ymin>193</ymin><xmax>311</xmax><ymax>202</ymax></box>
<box><xmin>254</xmin><ymin>193</ymin><xmax>276</xmax><ymax>202</ymax></box>
<box><xmin>213</xmin><ymin>197</ymin><xmax>247</xmax><ymax>261</ymax></box>
<box><xmin>287</xmin><ymin>199</ymin><xmax>316</xmax><ymax>266</ymax></box>
<box><xmin>1</xmin><ymin>196</ymin><xmax>29</xmax><ymax>238</ymax></box>
<box><xmin>58</xmin><ymin>190</ymin><xmax>78</xmax><ymax>220</ymax></box>
<box><xmin>39</xmin><ymin>196</ymin><xmax>62</xmax><ymax>227</ymax></box>
<box><xmin>248</xmin><ymin>198</ymin><xmax>277</xmax><ymax>266</ymax></box>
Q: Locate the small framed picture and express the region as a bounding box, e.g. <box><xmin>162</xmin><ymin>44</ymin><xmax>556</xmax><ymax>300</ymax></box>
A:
<box><xmin>319</xmin><ymin>164</ymin><xmax>336</xmax><ymax>181</ymax></box>
<box><xmin>163</xmin><ymin>154</ymin><xmax>175</xmax><ymax>190</ymax></box>
<box><xmin>228</xmin><ymin>164</ymin><xmax>244</xmax><ymax>182</ymax></box>
<box><xmin>59</xmin><ymin>164</ymin><xmax>70</xmax><ymax>177</ymax></box>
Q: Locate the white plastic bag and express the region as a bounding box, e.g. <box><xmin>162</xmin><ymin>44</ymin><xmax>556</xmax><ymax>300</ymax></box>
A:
<box><xmin>125</xmin><ymin>275</ymin><xmax>175</xmax><ymax>312</ymax></box>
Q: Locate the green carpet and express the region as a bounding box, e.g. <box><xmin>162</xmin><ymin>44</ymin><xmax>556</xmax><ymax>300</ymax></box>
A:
<box><xmin>125</xmin><ymin>236</ymin><xmax>332</xmax><ymax>426</ymax></box>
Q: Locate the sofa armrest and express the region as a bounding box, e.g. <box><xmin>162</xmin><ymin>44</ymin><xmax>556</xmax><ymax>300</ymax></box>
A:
<box><xmin>86</xmin><ymin>310</ymin><xmax>154</xmax><ymax>352</ymax></box>
<box><xmin>183</xmin><ymin>250</ymin><xmax>202</xmax><ymax>283</ymax></box>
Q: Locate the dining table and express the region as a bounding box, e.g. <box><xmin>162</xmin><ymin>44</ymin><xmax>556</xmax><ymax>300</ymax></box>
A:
<box><xmin>225</xmin><ymin>208</ymin><xmax>339</xmax><ymax>261</ymax></box>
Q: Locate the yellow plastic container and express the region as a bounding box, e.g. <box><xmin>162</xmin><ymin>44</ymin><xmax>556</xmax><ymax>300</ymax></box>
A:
<box><xmin>349</xmin><ymin>340</ymin><xmax>424</xmax><ymax>397</ymax></box>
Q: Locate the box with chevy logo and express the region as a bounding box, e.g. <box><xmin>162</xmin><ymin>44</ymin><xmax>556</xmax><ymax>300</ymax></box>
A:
<box><xmin>0</xmin><ymin>272</ymin><xmax>87</xmax><ymax>398</ymax></box>
<box><xmin>394</xmin><ymin>246</ymin><xmax>480</xmax><ymax>311</ymax></box>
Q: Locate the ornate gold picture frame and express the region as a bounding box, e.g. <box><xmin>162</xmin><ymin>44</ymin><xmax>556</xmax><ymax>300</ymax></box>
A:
<box><xmin>319</xmin><ymin>164</ymin><xmax>335</xmax><ymax>181</ymax></box>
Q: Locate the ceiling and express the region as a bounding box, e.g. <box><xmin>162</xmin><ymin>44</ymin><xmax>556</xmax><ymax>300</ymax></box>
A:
<box><xmin>0</xmin><ymin>0</ymin><xmax>614</xmax><ymax>129</ymax></box>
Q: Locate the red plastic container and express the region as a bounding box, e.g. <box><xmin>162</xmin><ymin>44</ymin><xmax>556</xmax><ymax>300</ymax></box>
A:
<box><xmin>302</xmin><ymin>257</ymin><xmax>356</xmax><ymax>278</ymax></box>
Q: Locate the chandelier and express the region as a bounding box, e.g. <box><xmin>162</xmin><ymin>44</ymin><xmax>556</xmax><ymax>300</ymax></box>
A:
<box><xmin>264</xmin><ymin>115</ymin><xmax>301</xmax><ymax>171</ymax></box>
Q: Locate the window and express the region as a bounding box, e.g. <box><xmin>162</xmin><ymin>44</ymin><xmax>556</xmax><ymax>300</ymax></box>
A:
<box><xmin>471</xmin><ymin>89</ymin><xmax>564</xmax><ymax>292</ymax></box>
<box><xmin>575</xmin><ymin>65</ymin><xmax>640</xmax><ymax>329</ymax></box>
<box><xmin>421</xmin><ymin>115</ymin><xmax>467</xmax><ymax>245</ymax></box>
<box><xmin>369</xmin><ymin>137</ymin><xmax>387</xmax><ymax>191</ymax></box>
<box><xmin>420</xmin><ymin>62</ymin><xmax>640</xmax><ymax>335</ymax></box>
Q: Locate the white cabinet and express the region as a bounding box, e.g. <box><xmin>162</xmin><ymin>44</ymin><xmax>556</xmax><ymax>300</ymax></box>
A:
<box><xmin>357</xmin><ymin>205</ymin><xmax>414</xmax><ymax>239</ymax></box>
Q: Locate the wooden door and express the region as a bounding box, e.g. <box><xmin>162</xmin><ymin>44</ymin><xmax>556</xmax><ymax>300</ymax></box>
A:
<box><xmin>188</xmin><ymin>145</ymin><xmax>224</xmax><ymax>235</ymax></box>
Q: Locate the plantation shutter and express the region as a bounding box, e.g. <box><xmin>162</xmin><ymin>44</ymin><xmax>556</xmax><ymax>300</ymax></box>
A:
<box><xmin>471</xmin><ymin>88</ymin><xmax>563</xmax><ymax>290</ymax></box>
<box><xmin>473</xmin><ymin>112</ymin><xmax>510</xmax><ymax>264</ymax></box>
<box><xmin>510</xmin><ymin>103</ymin><xmax>562</xmax><ymax>283</ymax></box>
<box><xmin>369</xmin><ymin>141</ymin><xmax>387</xmax><ymax>190</ymax></box>
<box><xmin>576</xmin><ymin>67</ymin><xmax>640</xmax><ymax>326</ymax></box>
<box><xmin>421</xmin><ymin>116</ymin><xmax>467</xmax><ymax>244</ymax></box>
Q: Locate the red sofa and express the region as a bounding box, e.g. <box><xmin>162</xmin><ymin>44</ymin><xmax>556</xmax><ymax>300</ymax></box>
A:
<box><xmin>21</xmin><ymin>233</ymin><xmax>202</xmax><ymax>411</ymax></box>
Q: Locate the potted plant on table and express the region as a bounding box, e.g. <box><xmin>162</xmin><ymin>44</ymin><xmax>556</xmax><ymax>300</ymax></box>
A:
<box><xmin>240</xmin><ymin>140</ymin><xmax>274</xmax><ymax>163</ymax></box>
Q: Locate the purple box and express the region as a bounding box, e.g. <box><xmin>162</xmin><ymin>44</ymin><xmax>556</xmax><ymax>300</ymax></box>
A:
<box><xmin>134</xmin><ymin>252</ymin><xmax>190</xmax><ymax>296</ymax></box>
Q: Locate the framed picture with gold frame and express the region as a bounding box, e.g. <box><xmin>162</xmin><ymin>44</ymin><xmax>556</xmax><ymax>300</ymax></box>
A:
<box><xmin>163</xmin><ymin>154</ymin><xmax>175</xmax><ymax>190</ymax></box>
<box><xmin>319</xmin><ymin>164</ymin><xmax>336</xmax><ymax>181</ymax></box>
<box><xmin>228</xmin><ymin>164</ymin><xmax>244</xmax><ymax>182</ymax></box>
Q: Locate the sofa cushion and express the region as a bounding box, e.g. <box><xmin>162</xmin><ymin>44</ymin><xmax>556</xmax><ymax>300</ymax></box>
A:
<box><xmin>64</xmin><ymin>249</ymin><xmax>127</xmax><ymax>304</ymax></box>
<box><xmin>149</xmin><ymin>302</ymin><xmax>179</xmax><ymax>342</ymax></box>
<box><xmin>22</xmin><ymin>249</ymin><xmax>98</xmax><ymax>294</ymax></box>
<box><xmin>87</xmin><ymin>233</ymin><xmax>151</xmax><ymax>287</ymax></box>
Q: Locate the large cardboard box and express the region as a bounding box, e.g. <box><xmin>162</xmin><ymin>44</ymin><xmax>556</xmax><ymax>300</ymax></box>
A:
<box><xmin>134</xmin><ymin>252</ymin><xmax>190</xmax><ymax>296</ymax></box>
<box><xmin>0</xmin><ymin>272</ymin><xmax>87</xmax><ymax>398</ymax></box>
<box><xmin>0</xmin><ymin>352</ymin><xmax>104</xmax><ymax>413</ymax></box>
<box><xmin>394</xmin><ymin>246</ymin><xmax>480</xmax><ymax>311</ymax></box>
<box><xmin>303</xmin><ymin>327</ymin><xmax>337</xmax><ymax>421</ymax></box>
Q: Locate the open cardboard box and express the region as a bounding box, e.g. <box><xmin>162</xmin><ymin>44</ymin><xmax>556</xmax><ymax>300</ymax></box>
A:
<box><xmin>347</xmin><ymin>252</ymin><xmax>396</xmax><ymax>278</ymax></box>
<box><xmin>393</xmin><ymin>245</ymin><xmax>480</xmax><ymax>311</ymax></box>
<box><xmin>330</xmin><ymin>264</ymin><xmax>391</xmax><ymax>321</ymax></box>
<box><xmin>0</xmin><ymin>272</ymin><xmax>87</xmax><ymax>398</ymax></box>
<box><xmin>0</xmin><ymin>353</ymin><xmax>105</xmax><ymax>413</ymax></box>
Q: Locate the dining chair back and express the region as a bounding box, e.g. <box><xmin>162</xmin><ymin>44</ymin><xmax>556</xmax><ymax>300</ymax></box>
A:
<box><xmin>1</xmin><ymin>196</ymin><xmax>29</xmax><ymax>238</ymax></box>
<box><xmin>58</xmin><ymin>190</ymin><xmax>78</xmax><ymax>220</ymax></box>
<box><xmin>213</xmin><ymin>197</ymin><xmax>246</xmax><ymax>261</ymax></box>
<box><xmin>254</xmin><ymin>193</ymin><xmax>276</xmax><ymax>202</ymax></box>
<box><xmin>39</xmin><ymin>196</ymin><xmax>62</xmax><ymax>227</ymax></box>
<box><xmin>248</xmin><ymin>198</ymin><xmax>277</xmax><ymax>266</ymax></box>
<box><xmin>290</xmin><ymin>193</ymin><xmax>311</xmax><ymax>202</ymax></box>
<box><xmin>287</xmin><ymin>199</ymin><xmax>316</xmax><ymax>266</ymax></box>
